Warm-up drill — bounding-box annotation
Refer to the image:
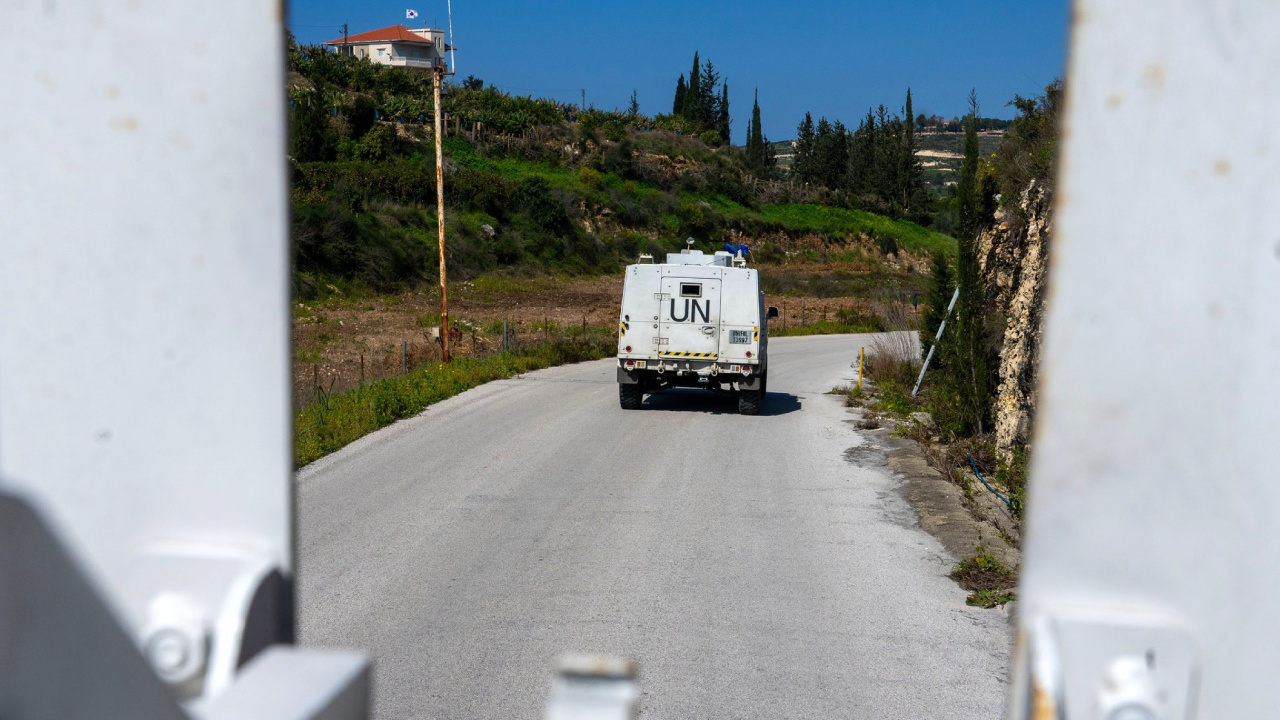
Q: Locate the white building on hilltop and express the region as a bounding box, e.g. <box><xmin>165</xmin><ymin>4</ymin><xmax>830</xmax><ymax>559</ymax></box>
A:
<box><xmin>325</xmin><ymin>25</ymin><xmax>451</xmax><ymax>69</ymax></box>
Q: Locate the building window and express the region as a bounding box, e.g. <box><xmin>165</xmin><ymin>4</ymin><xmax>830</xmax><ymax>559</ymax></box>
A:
<box><xmin>378</xmin><ymin>48</ymin><xmax>385</xmax><ymax>56</ymax></box>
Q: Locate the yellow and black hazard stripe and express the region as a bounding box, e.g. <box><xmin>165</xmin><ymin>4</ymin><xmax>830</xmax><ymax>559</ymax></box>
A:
<box><xmin>753</xmin><ymin>327</ymin><xmax>759</xmax><ymax>341</ymax></box>
<box><xmin>658</xmin><ymin>351</ymin><xmax>717</xmax><ymax>358</ymax></box>
<box><xmin>619</xmin><ymin>321</ymin><xmax>629</xmax><ymax>337</ymax></box>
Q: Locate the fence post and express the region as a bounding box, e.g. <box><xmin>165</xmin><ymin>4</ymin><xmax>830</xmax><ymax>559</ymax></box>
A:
<box><xmin>801</xmin><ymin>300</ymin><xmax>806</xmax><ymax>327</ymax></box>
<box><xmin>503</xmin><ymin>320</ymin><xmax>508</xmax><ymax>353</ymax></box>
<box><xmin>402</xmin><ymin>341</ymin><xmax>407</xmax><ymax>376</ymax></box>
<box><xmin>360</xmin><ymin>353</ymin><xmax>365</xmax><ymax>386</ymax></box>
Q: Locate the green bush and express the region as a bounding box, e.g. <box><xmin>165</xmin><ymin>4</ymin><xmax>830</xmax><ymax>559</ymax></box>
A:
<box><xmin>602</xmin><ymin>118</ymin><xmax>627</xmax><ymax>142</ymax></box>
<box><xmin>577</xmin><ymin>166</ymin><xmax>602</xmax><ymax>190</ymax></box>
<box><xmin>292</xmin><ymin>203</ymin><xmax>432</xmax><ymax>293</ymax></box>
<box><xmin>513</xmin><ymin>176</ymin><xmax>572</xmax><ymax>234</ymax></box>
<box><xmin>602</xmin><ymin>139</ymin><xmax>637</xmax><ymax>179</ymax></box>
<box><xmin>449</xmin><ymin>169</ymin><xmax>512</xmax><ymax>216</ymax></box>
<box><xmin>357</xmin><ymin>124</ymin><xmax>397</xmax><ymax>161</ymax></box>
<box><xmin>296</xmin><ymin>160</ymin><xmax>435</xmax><ymax>205</ymax></box>
<box><xmin>345</xmin><ymin>95</ymin><xmax>378</xmax><ymax>139</ymax></box>
<box><xmin>925</xmin><ymin>373</ymin><xmax>972</xmax><ymax>440</ymax></box>
<box><xmin>290</xmin><ymin>92</ymin><xmax>335</xmax><ymax>162</ymax></box>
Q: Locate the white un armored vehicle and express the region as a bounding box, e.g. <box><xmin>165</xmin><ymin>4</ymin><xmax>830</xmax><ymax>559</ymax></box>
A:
<box><xmin>616</xmin><ymin>242</ymin><xmax>779</xmax><ymax>415</ymax></box>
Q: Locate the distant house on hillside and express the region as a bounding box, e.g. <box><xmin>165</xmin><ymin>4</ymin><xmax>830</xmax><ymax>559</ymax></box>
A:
<box><xmin>325</xmin><ymin>25</ymin><xmax>452</xmax><ymax>69</ymax></box>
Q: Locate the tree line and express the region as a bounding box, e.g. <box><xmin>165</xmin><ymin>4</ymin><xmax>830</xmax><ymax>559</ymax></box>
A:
<box><xmin>671</xmin><ymin>51</ymin><xmax>731</xmax><ymax>144</ymax></box>
<box><xmin>790</xmin><ymin>88</ymin><xmax>930</xmax><ymax>222</ymax></box>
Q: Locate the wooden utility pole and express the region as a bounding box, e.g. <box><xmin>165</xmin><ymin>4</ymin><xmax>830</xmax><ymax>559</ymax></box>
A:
<box><xmin>433</xmin><ymin>66</ymin><xmax>451</xmax><ymax>362</ymax></box>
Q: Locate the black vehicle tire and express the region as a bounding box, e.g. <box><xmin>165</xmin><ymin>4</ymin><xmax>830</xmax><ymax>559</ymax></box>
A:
<box><xmin>619</xmin><ymin>383</ymin><xmax>643</xmax><ymax>410</ymax></box>
<box><xmin>738</xmin><ymin>388</ymin><xmax>762</xmax><ymax>416</ymax></box>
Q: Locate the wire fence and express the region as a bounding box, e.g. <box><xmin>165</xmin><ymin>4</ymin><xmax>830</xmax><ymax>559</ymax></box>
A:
<box><xmin>292</xmin><ymin>299</ymin><xmax>920</xmax><ymax>412</ymax></box>
<box><xmin>768</xmin><ymin>297</ymin><xmax>920</xmax><ymax>334</ymax></box>
<box><xmin>292</xmin><ymin>317</ymin><xmax>612</xmax><ymax>412</ymax></box>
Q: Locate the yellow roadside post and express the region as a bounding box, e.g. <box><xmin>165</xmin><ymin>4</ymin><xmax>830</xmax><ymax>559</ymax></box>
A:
<box><xmin>858</xmin><ymin>346</ymin><xmax>865</xmax><ymax>390</ymax></box>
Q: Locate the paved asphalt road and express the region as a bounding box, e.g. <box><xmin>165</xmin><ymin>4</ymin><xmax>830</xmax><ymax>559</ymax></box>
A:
<box><xmin>297</xmin><ymin>334</ymin><xmax>1012</xmax><ymax>719</ymax></box>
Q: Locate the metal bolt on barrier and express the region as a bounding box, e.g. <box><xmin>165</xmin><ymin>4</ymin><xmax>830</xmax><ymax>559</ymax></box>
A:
<box><xmin>545</xmin><ymin>654</ymin><xmax>638</xmax><ymax>720</ymax></box>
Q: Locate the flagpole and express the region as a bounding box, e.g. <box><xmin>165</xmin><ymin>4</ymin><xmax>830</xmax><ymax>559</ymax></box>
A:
<box><xmin>446</xmin><ymin>0</ymin><xmax>456</xmax><ymax>73</ymax></box>
<box><xmin>433</xmin><ymin>58</ymin><xmax>450</xmax><ymax>363</ymax></box>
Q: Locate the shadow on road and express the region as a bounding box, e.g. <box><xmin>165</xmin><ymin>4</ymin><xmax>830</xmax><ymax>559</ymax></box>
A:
<box><xmin>640</xmin><ymin>389</ymin><xmax>802</xmax><ymax>416</ymax></box>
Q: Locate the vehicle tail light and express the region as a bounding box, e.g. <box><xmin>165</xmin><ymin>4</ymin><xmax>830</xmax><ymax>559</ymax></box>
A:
<box><xmin>745</xmin><ymin>351</ymin><xmax>753</xmax><ymax>358</ymax></box>
<box><xmin>624</xmin><ymin>360</ymin><xmax>635</xmax><ymax>369</ymax></box>
<box><xmin>625</xmin><ymin>345</ymin><xmax>632</xmax><ymax>352</ymax></box>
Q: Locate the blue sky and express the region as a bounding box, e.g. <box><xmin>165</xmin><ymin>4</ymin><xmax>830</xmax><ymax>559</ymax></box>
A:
<box><xmin>289</xmin><ymin>1</ymin><xmax>1069</xmax><ymax>144</ymax></box>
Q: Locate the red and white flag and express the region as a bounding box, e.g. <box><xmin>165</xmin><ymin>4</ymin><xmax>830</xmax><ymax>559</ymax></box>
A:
<box><xmin>406</xmin><ymin>9</ymin><xmax>418</xmax><ymax>19</ymax></box>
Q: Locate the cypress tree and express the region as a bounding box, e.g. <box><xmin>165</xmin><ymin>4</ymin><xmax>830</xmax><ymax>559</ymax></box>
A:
<box><xmin>847</xmin><ymin>110</ymin><xmax>875</xmax><ymax>196</ymax></box>
<box><xmin>899</xmin><ymin>87</ymin><xmax>924</xmax><ymax>214</ymax></box>
<box><xmin>794</xmin><ymin>112</ymin><xmax>816</xmax><ymax>182</ymax></box>
<box><xmin>874</xmin><ymin>105</ymin><xmax>898</xmax><ymax>204</ymax></box>
<box><xmin>921</xmin><ymin>250</ymin><xmax>954</xmax><ymax>360</ymax></box>
<box><xmin>945</xmin><ymin>90</ymin><xmax>991</xmax><ymax>435</ymax></box>
<box><xmin>718</xmin><ymin>80</ymin><xmax>731</xmax><ymax>143</ymax></box>
<box><xmin>628</xmin><ymin>89</ymin><xmax>640</xmax><ymax>117</ymax></box>
<box><xmin>958</xmin><ymin>90</ymin><xmax>982</xmax><ymax>239</ymax></box>
<box><xmin>685</xmin><ymin>52</ymin><xmax>701</xmax><ymax>123</ymax></box>
<box><xmin>752</xmin><ymin>91</ymin><xmax>764</xmax><ymax>150</ymax></box>
<box><xmin>699</xmin><ymin>58</ymin><xmax>719</xmax><ymax>130</ymax></box>
<box><xmin>814</xmin><ymin>117</ymin><xmax>833</xmax><ymax>186</ymax></box>
<box><xmin>746</xmin><ymin>89</ymin><xmax>765</xmax><ymax>172</ymax></box>
<box><xmin>820</xmin><ymin>120</ymin><xmax>849</xmax><ymax>189</ymax></box>
<box><xmin>291</xmin><ymin>92</ymin><xmax>332</xmax><ymax>162</ymax></box>
<box><xmin>673</xmin><ymin>74</ymin><xmax>687</xmax><ymax>116</ymax></box>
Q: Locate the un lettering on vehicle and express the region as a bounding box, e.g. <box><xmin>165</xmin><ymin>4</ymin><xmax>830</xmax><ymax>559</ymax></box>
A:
<box><xmin>669</xmin><ymin>297</ymin><xmax>712</xmax><ymax>324</ymax></box>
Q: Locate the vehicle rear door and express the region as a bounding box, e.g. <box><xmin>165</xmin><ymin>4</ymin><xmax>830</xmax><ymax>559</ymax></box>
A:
<box><xmin>658</xmin><ymin>276</ymin><xmax>721</xmax><ymax>359</ymax></box>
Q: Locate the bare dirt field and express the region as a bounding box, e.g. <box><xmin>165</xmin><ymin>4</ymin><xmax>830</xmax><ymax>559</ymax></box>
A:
<box><xmin>292</xmin><ymin>271</ymin><xmax>915</xmax><ymax>409</ymax></box>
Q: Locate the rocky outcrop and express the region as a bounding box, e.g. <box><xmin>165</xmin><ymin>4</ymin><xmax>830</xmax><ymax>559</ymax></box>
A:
<box><xmin>978</xmin><ymin>181</ymin><xmax>1052</xmax><ymax>459</ymax></box>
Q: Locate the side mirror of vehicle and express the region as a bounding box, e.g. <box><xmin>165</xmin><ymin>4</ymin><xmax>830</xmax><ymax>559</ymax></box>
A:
<box><xmin>767</xmin><ymin>306</ymin><xmax>780</xmax><ymax>320</ymax></box>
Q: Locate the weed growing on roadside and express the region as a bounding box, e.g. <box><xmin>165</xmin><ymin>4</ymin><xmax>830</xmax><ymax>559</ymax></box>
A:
<box><xmin>966</xmin><ymin>589</ymin><xmax>1016</xmax><ymax>609</ymax></box>
<box><xmin>996</xmin><ymin>446</ymin><xmax>1029</xmax><ymax>518</ymax></box>
<box><xmin>870</xmin><ymin>379</ymin><xmax>914</xmax><ymax>415</ymax></box>
<box><xmin>845</xmin><ymin>385</ymin><xmax>865</xmax><ymax>406</ymax></box>
<box><xmin>951</xmin><ymin>547</ymin><xmax>1017</xmax><ymax>608</ymax></box>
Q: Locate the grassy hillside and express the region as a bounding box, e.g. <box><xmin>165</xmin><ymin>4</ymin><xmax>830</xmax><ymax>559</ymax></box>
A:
<box><xmin>286</xmin><ymin>39</ymin><xmax>955</xmax><ymax>301</ymax></box>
